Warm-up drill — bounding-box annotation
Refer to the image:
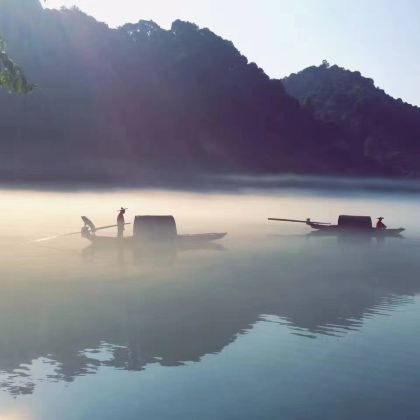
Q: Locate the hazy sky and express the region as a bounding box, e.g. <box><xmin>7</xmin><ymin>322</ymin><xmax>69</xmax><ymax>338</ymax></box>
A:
<box><xmin>43</xmin><ymin>0</ymin><xmax>420</xmax><ymax>106</ymax></box>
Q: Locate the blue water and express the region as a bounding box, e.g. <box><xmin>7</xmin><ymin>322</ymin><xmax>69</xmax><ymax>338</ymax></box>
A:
<box><xmin>0</xmin><ymin>188</ymin><xmax>420</xmax><ymax>420</ymax></box>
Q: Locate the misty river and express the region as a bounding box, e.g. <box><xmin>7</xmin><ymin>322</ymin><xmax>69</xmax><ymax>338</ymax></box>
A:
<box><xmin>0</xmin><ymin>185</ymin><xmax>420</xmax><ymax>420</ymax></box>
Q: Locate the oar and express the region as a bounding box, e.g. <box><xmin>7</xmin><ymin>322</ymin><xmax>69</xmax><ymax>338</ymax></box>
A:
<box><xmin>88</xmin><ymin>222</ymin><xmax>131</xmax><ymax>234</ymax></box>
<box><xmin>34</xmin><ymin>223</ymin><xmax>131</xmax><ymax>243</ymax></box>
<box><xmin>268</xmin><ymin>218</ymin><xmax>331</xmax><ymax>225</ymax></box>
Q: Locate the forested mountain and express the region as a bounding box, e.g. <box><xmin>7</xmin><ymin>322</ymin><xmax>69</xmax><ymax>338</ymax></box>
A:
<box><xmin>283</xmin><ymin>62</ymin><xmax>420</xmax><ymax>177</ymax></box>
<box><xmin>0</xmin><ymin>0</ymin><xmax>418</xmax><ymax>183</ymax></box>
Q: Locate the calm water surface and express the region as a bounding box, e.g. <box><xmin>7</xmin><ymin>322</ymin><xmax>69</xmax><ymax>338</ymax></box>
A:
<box><xmin>0</xmin><ymin>187</ymin><xmax>420</xmax><ymax>420</ymax></box>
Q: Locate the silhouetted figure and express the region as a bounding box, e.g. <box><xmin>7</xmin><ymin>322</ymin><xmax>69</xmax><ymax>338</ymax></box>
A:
<box><xmin>117</xmin><ymin>207</ymin><xmax>127</xmax><ymax>239</ymax></box>
<box><xmin>376</xmin><ymin>217</ymin><xmax>387</xmax><ymax>230</ymax></box>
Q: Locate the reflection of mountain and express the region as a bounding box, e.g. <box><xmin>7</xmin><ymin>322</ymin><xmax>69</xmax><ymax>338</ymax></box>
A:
<box><xmin>0</xmin><ymin>238</ymin><xmax>419</xmax><ymax>396</ymax></box>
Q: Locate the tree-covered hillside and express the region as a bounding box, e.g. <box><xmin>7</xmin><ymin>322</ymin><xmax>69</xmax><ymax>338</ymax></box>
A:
<box><xmin>0</xmin><ymin>0</ymin><xmax>365</xmax><ymax>182</ymax></box>
<box><xmin>283</xmin><ymin>62</ymin><xmax>420</xmax><ymax>176</ymax></box>
<box><xmin>0</xmin><ymin>0</ymin><xmax>418</xmax><ymax>182</ymax></box>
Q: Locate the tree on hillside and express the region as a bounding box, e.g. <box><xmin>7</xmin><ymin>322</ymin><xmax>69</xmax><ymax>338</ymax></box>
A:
<box><xmin>0</xmin><ymin>0</ymin><xmax>47</xmax><ymax>93</ymax></box>
<box><xmin>0</xmin><ymin>38</ymin><xmax>34</xmax><ymax>93</ymax></box>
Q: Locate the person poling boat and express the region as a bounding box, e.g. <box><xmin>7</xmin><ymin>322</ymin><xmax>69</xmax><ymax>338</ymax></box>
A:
<box><xmin>117</xmin><ymin>207</ymin><xmax>127</xmax><ymax>239</ymax></box>
<box><xmin>80</xmin><ymin>216</ymin><xmax>131</xmax><ymax>240</ymax></box>
<box><xmin>268</xmin><ymin>215</ymin><xmax>404</xmax><ymax>237</ymax></box>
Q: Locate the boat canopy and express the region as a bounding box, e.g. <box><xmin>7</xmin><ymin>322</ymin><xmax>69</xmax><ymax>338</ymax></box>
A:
<box><xmin>133</xmin><ymin>216</ymin><xmax>178</xmax><ymax>242</ymax></box>
<box><xmin>338</xmin><ymin>215</ymin><xmax>372</xmax><ymax>229</ymax></box>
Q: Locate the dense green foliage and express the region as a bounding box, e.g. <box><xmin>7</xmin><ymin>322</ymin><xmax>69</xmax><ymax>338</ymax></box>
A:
<box><xmin>0</xmin><ymin>38</ymin><xmax>34</xmax><ymax>93</ymax></box>
<box><xmin>283</xmin><ymin>63</ymin><xmax>420</xmax><ymax>176</ymax></box>
<box><xmin>0</xmin><ymin>0</ymin><xmax>45</xmax><ymax>93</ymax></box>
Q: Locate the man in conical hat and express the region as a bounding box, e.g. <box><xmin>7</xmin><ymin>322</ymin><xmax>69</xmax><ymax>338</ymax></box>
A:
<box><xmin>376</xmin><ymin>217</ymin><xmax>387</xmax><ymax>230</ymax></box>
<box><xmin>117</xmin><ymin>207</ymin><xmax>127</xmax><ymax>239</ymax></box>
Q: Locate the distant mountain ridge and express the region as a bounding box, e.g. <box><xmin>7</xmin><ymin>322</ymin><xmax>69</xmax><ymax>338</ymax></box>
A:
<box><xmin>283</xmin><ymin>62</ymin><xmax>420</xmax><ymax>176</ymax></box>
<box><xmin>0</xmin><ymin>0</ymin><xmax>419</xmax><ymax>183</ymax></box>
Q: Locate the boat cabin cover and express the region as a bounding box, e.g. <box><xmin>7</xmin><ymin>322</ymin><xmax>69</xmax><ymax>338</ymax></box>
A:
<box><xmin>337</xmin><ymin>215</ymin><xmax>372</xmax><ymax>229</ymax></box>
<box><xmin>133</xmin><ymin>216</ymin><xmax>178</xmax><ymax>241</ymax></box>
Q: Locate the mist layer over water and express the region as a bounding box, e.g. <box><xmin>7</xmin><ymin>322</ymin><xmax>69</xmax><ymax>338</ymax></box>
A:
<box><xmin>0</xmin><ymin>187</ymin><xmax>420</xmax><ymax>420</ymax></box>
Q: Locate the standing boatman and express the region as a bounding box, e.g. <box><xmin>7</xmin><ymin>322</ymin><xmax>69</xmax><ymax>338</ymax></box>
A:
<box><xmin>376</xmin><ymin>217</ymin><xmax>387</xmax><ymax>230</ymax></box>
<box><xmin>117</xmin><ymin>207</ymin><xmax>127</xmax><ymax>239</ymax></box>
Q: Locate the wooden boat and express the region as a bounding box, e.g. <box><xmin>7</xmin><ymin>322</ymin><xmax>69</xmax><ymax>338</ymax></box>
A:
<box><xmin>83</xmin><ymin>231</ymin><xmax>227</xmax><ymax>246</ymax></box>
<box><xmin>269</xmin><ymin>215</ymin><xmax>405</xmax><ymax>237</ymax></box>
<box><xmin>307</xmin><ymin>225</ymin><xmax>405</xmax><ymax>237</ymax></box>
<box><xmin>81</xmin><ymin>215</ymin><xmax>227</xmax><ymax>247</ymax></box>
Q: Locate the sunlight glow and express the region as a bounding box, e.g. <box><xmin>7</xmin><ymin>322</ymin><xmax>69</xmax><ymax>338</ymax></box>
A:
<box><xmin>0</xmin><ymin>411</ymin><xmax>35</xmax><ymax>420</ymax></box>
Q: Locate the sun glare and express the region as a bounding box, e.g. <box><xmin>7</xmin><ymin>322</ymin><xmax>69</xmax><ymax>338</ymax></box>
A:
<box><xmin>0</xmin><ymin>411</ymin><xmax>34</xmax><ymax>420</ymax></box>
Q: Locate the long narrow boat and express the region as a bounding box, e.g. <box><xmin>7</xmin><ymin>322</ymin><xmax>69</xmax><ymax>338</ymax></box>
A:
<box><xmin>269</xmin><ymin>215</ymin><xmax>405</xmax><ymax>237</ymax></box>
<box><xmin>81</xmin><ymin>215</ymin><xmax>227</xmax><ymax>247</ymax></box>
<box><xmin>307</xmin><ymin>224</ymin><xmax>405</xmax><ymax>237</ymax></box>
<box><xmin>83</xmin><ymin>232</ymin><xmax>227</xmax><ymax>246</ymax></box>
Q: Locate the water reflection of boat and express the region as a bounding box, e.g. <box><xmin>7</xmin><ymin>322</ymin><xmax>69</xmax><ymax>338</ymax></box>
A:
<box><xmin>269</xmin><ymin>215</ymin><xmax>405</xmax><ymax>237</ymax></box>
<box><xmin>82</xmin><ymin>237</ymin><xmax>225</xmax><ymax>262</ymax></box>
